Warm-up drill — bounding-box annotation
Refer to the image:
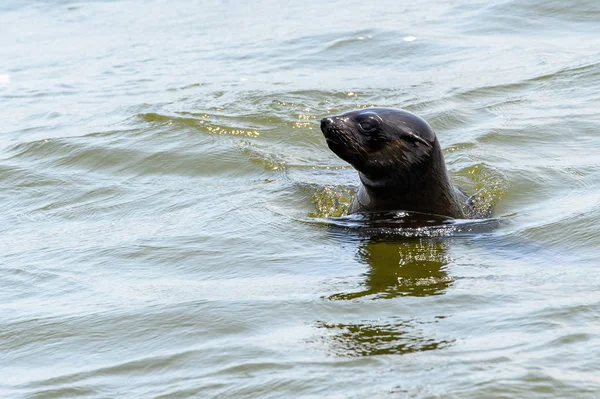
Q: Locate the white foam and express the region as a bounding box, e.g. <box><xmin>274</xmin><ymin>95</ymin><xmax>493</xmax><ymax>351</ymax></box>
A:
<box><xmin>0</xmin><ymin>74</ymin><xmax>9</xmax><ymax>84</ymax></box>
<box><xmin>403</xmin><ymin>36</ymin><xmax>417</xmax><ymax>42</ymax></box>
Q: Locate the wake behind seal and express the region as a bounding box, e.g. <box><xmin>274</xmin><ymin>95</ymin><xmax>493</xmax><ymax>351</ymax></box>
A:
<box><xmin>320</xmin><ymin>108</ymin><xmax>483</xmax><ymax>219</ymax></box>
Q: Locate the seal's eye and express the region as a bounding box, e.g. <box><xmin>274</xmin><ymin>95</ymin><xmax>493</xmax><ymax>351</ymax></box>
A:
<box><xmin>359</xmin><ymin>120</ymin><xmax>375</xmax><ymax>132</ymax></box>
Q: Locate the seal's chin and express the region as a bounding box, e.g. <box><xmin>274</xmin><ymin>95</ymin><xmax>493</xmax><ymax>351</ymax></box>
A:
<box><xmin>324</xmin><ymin>136</ymin><xmax>364</xmax><ymax>168</ymax></box>
<box><xmin>325</xmin><ymin>138</ymin><xmax>356</xmax><ymax>162</ymax></box>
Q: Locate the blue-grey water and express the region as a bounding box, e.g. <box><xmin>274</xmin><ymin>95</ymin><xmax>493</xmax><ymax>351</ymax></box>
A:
<box><xmin>2</xmin><ymin>0</ymin><xmax>600</xmax><ymax>397</ymax></box>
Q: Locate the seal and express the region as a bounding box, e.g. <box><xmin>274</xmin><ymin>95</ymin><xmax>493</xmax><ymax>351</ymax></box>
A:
<box><xmin>320</xmin><ymin>108</ymin><xmax>473</xmax><ymax>219</ymax></box>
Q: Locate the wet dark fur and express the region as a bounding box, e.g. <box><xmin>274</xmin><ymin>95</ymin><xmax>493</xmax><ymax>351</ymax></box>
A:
<box><xmin>321</xmin><ymin>108</ymin><xmax>472</xmax><ymax>219</ymax></box>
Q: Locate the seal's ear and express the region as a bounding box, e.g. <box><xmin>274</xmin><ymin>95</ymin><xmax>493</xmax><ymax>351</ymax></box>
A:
<box><xmin>402</xmin><ymin>131</ymin><xmax>432</xmax><ymax>147</ymax></box>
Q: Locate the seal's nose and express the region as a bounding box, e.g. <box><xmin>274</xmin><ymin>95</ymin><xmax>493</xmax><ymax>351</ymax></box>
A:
<box><xmin>321</xmin><ymin>117</ymin><xmax>334</xmax><ymax>131</ymax></box>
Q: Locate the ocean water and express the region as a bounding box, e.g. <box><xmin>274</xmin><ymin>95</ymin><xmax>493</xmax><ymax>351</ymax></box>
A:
<box><xmin>1</xmin><ymin>0</ymin><xmax>600</xmax><ymax>397</ymax></box>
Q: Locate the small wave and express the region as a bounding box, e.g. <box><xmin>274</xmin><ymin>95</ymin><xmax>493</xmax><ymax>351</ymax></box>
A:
<box><xmin>139</xmin><ymin>112</ymin><xmax>260</xmax><ymax>138</ymax></box>
<box><xmin>310</xmin><ymin>211</ymin><xmax>503</xmax><ymax>239</ymax></box>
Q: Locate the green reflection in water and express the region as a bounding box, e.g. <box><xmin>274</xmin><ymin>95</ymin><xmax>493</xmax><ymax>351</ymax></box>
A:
<box><xmin>320</xmin><ymin>239</ymin><xmax>454</xmax><ymax>356</ymax></box>
<box><xmin>306</xmin><ymin>184</ymin><xmax>354</xmax><ymax>218</ymax></box>
<box><xmin>316</xmin><ymin>318</ymin><xmax>452</xmax><ymax>357</ymax></box>
<box><xmin>331</xmin><ymin>239</ymin><xmax>453</xmax><ymax>300</ymax></box>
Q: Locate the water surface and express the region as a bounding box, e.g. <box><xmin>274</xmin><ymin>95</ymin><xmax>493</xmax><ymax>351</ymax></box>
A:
<box><xmin>2</xmin><ymin>0</ymin><xmax>600</xmax><ymax>397</ymax></box>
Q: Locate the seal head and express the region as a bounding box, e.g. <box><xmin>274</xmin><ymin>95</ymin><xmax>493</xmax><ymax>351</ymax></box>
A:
<box><xmin>321</xmin><ymin>108</ymin><xmax>468</xmax><ymax>218</ymax></box>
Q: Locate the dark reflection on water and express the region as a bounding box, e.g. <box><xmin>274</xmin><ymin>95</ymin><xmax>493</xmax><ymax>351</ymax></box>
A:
<box><xmin>316</xmin><ymin>317</ymin><xmax>453</xmax><ymax>357</ymax></box>
<box><xmin>330</xmin><ymin>238</ymin><xmax>453</xmax><ymax>300</ymax></box>
<box><xmin>318</xmin><ymin>239</ymin><xmax>453</xmax><ymax>356</ymax></box>
<box><xmin>322</xmin><ymin>211</ymin><xmax>499</xmax><ymax>300</ymax></box>
<box><xmin>317</xmin><ymin>240</ymin><xmax>453</xmax><ymax>357</ymax></box>
<box><xmin>317</xmin><ymin>212</ymin><xmax>473</xmax><ymax>357</ymax></box>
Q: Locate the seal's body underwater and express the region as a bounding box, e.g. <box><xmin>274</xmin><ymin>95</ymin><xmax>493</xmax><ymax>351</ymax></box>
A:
<box><xmin>320</xmin><ymin>108</ymin><xmax>473</xmax><ymax>219</ymax></box>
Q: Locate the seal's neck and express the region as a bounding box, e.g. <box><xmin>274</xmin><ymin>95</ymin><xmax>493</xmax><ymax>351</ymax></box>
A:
<box><xmin>356</xmin><ymin>149</ymin><xmax>465</xmax><ymax>218</ymax></box>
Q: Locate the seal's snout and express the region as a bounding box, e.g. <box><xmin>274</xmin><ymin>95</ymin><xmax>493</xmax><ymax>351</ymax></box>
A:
<box><xmin>320</xmin><ymin>117</ymin><xmax>334</xmax><ymax>132</ymax></box>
